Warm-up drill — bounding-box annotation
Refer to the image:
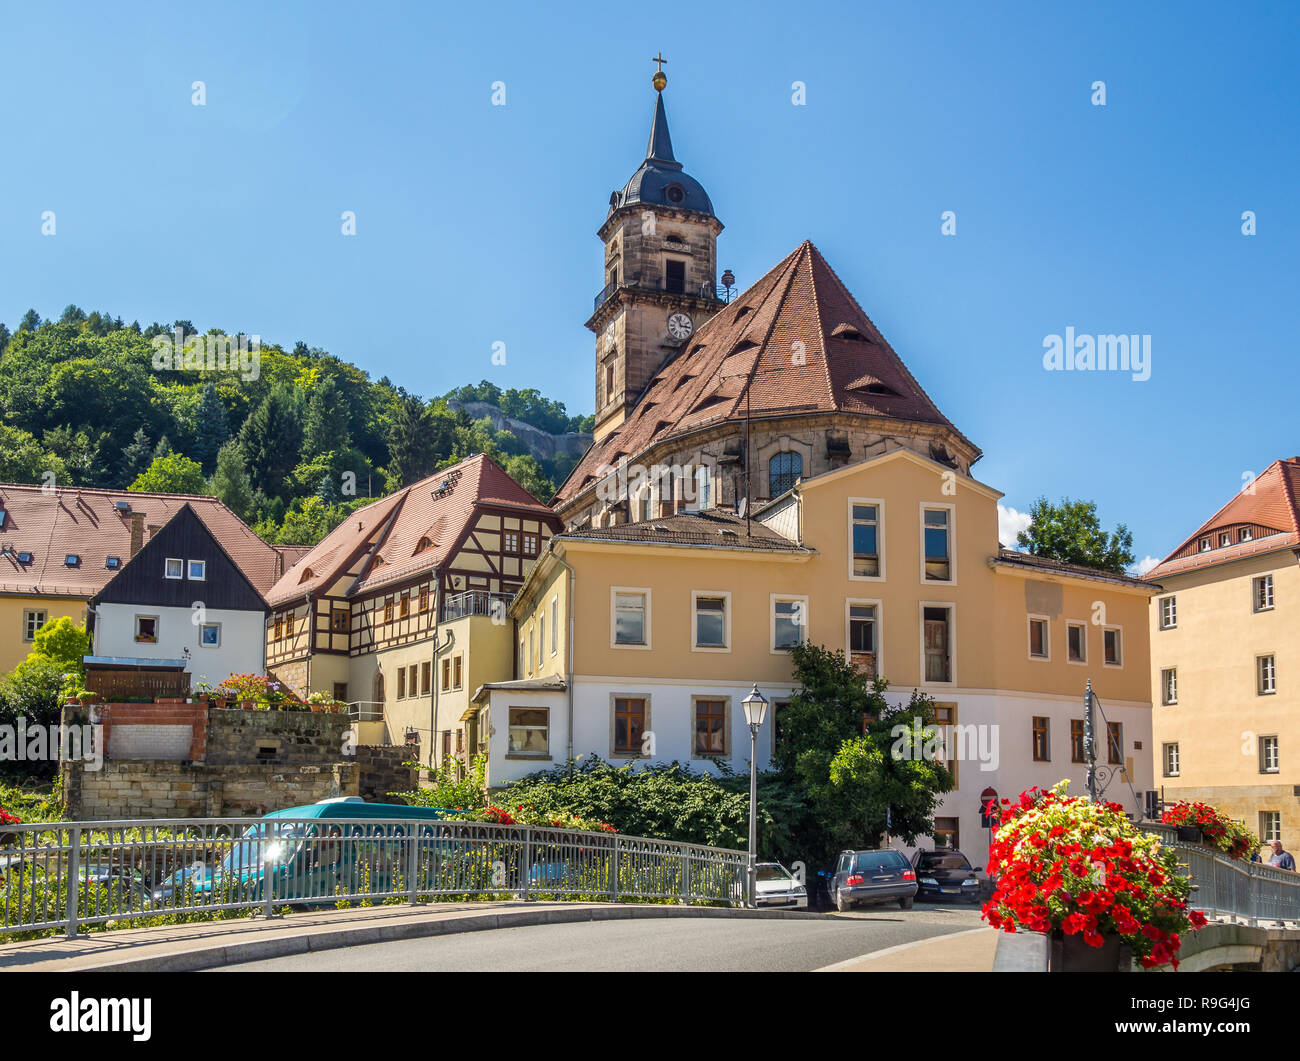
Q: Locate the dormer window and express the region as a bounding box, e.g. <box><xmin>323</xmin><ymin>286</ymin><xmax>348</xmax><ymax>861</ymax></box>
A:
<box><xmin>17</xmin><ymin>551</ymin><xmax>32</xmax><ymax>565</ymax></box>
<box><xmin>0</xmin><ymin>508</ymin><xmax>7</xmax><ymax>529</ymax></box>
<box><xmin>106</xmin><ymin>556</ymin><xmax>121</xmax><ymax>570</ymax></box>
<box><xmin>1241</xmin><ymin>528</ymin><xmax>1253</xmax><ymax>542</ymax></box>
<box><xmin>65</xmin><ymin>554</ymin><xmax>80</xmax><ymax>567</ymax></box>
<box><xmin>1219</xmin><ymin>533</ymin><xmax>1231</xmax><ymax>548</ymax></box>
<box><xmin>1199</xmin><ymin>538</ymin><xmax>1211</xmax><ymax>553</ymax></box>
<box><xmin>416</xmin><ymin>536</ymin><xmax>433</xmax><ymax>553</ymax></box>
<box><xmin>664</xmin><ymin>183</ymin><xmax>686</xmax><ymax>205</ymax></box>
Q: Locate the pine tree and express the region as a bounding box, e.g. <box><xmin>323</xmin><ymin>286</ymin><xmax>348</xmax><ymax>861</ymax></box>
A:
<box><xmin>118</xmin><ymin>426</ymin><xmax>154</xmax><ymax>487</ymax></box>
<box><xmin>302</xmin><ymin>375</ymin><xmax>349</xmax><ymax>462</ymax></box>
<box><xmin>209</xmin><ymin>441</ymin><xmax>255</xmax><ymax>520</ymax></box>
<box><xmin>386</xmin><ymin>394</ymin><xmax>445</xmax><ymax>488</ymax></box>
<box><xmin>193</xmin><ymin>381</ymin><xmax>229</xmax><ymax>473</ymax></box>
<box><xmin>238</xmin><ymin>387</ymin><xmax>303</xmax><ymax>503</ymax></box>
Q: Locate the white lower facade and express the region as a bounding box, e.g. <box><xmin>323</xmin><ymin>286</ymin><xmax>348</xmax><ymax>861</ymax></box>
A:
<box><xmin>93</xmin><ymin>602</ymin><xmax>267</xmax><ymax>688</ymax></box>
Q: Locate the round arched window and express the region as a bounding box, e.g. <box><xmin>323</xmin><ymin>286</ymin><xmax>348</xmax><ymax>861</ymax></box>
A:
<box><xmin>665</xmin><ymin>184</ymin><xmax>685</xmax><ymax>205</ymax></box>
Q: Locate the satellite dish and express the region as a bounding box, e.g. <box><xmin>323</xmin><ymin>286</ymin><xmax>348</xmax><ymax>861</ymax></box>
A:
<box><xmin>737</xmin><ymin>497</ymin><xmax>748</xmax><ymax>519</ymax></box>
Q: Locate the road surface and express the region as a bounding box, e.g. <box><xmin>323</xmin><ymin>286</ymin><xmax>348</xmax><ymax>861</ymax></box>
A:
<box><xmin>213</xmin><ymin>901</ymin><xmax>985</xmax><ymax>972</ymax></box>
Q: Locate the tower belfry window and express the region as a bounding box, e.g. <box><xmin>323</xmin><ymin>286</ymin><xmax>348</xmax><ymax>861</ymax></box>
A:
<box><xmin>665</xmin><ymin>259</ymin><xmax>685</xmax><ymax>294</ymax></box>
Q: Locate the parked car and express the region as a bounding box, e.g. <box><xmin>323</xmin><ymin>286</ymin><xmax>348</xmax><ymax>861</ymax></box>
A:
<box><xmin>754</xmin><ymin>862</ymin><xmax>806</xmax><ymax>908</ymax></box>
<box><xmin>830</xmin><ymin>848</ymin><xmax>917</xmax><ymax>911</ymax></box>
<box><xmin>911</xmin><ymin>848</ymin><xmax>983</xmax><ymax>904</ymax></box>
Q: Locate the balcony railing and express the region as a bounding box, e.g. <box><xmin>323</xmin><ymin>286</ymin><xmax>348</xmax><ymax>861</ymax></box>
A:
<box><xmin>441</xmin><ymin>590</ymin><xmax>512</xmax><ymax>623</ymax></box>
<box><xmin>593</xmin><ymin>277</ymin><xmax>726</xmax><ymax>314</ymax></box>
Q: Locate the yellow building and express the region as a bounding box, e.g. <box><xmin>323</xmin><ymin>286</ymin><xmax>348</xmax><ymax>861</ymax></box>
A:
<box><xmin>1146</xmin><ymin>456</ymin><xmax>1300</xmax><ymax>855</ymax></box>
<box><xmin>478</xmin><ymin>448</ymin><xmax>1157</xmax><ymax>855</ymax></box>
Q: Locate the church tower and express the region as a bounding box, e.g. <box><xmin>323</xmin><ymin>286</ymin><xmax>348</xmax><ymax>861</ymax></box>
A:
<box><xmin>586</xmin><ymin>58</ymin><xmax>725</xmax><ymax>442</ymax></box>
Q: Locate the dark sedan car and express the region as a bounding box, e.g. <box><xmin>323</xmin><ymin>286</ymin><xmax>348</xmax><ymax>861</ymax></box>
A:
<box><xmin>830</xmin><ymin>848</ymin><xmax>917</xmax><ymax>911</ymax></box>
<box><xmin>911</xmin><ymin>849</ymin><xmax>983</xmax><ymax>904</ymax></box>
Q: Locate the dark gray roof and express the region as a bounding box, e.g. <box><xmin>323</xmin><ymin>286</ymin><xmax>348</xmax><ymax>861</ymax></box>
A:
<box><xmin>992</xmin><ymin>548</ymin><xmax>1157</xmax><ymax>590</ymax></box>
<box><xmin>561</xmin><ymin>509</ymin><xmax>810</xmax><ymax>553</ymax></box>
<box><xmin>609</xmin><ymin>91</ymin><xmax>714</xmax><ymax>218</ymax></box>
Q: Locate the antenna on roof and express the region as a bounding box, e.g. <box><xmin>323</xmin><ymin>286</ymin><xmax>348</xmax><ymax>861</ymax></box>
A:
<box><xmin>737</xmin><ymin>497</ymin><xmax>747</xmax><ymax>519</ymax></box>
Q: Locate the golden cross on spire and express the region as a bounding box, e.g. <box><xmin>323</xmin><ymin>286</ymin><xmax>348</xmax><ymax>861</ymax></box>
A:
<box><xmin>650</xmin><ymin>53</ymin><xmax>668</xmax><ymax>91</ymax></box>
<box><xmin>651</xmin><ymin>52</ymin><xmax>667</xmax><ymax>73</ymax></box>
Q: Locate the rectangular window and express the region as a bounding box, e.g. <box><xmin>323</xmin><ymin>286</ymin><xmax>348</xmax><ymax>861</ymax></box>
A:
<box><xmin>613</xmin><ymin>591</ymin><xmax>648</xmax><ymax>646</ymax></box>
<box><xmin>1032</xmin><ymin>717</ymin><xmax>1050</xmax><ymax>762</ymax></box>
<box><xmin>400</xmin><ymin>595</ymin><xmax>410</xmax><ymax>618</ymax></box>
<box><xmin>851</xmin><ymin>503</ymin><xmax>880</xmax><ymax>577</ymax></box>
<box><xmin>1219</xmin><ymin>532</ymin><xmax>1231</xmax><ymax>548</ymax></box>
<box><xmin>441</xmin><ymin>730</ymin><xmax>452</xmax><ymax>761</ymax></box>
<box><xmin>1261</xmin><ymin>811</ymin><xmax>1281</xmax><ymax>843</ymax></box>
<box><xmin>539</xmin><ymin>613</ymin><xmax>546</xmax><ymax>660</ymax></box>
<box><xmin>550</xmin><ymin>597</ymin><xmax>559</xmax><ymax>656</ymax></box>
<box><xmin>383</xmin><ymin>599</ymin><xmax>394</xmax><ymax>623</ymax></box>
<box><xmin>932</xmin><ymin>703</ymin><xmax>957</xmax><ymax>785</ymax></box>
<box><xmin>441</xmin><ymin>659</ymin><xmax>451</xmax><ymax>692</ymax></box>
<box><xmin>273</xmin><ymin>615</ymin><xmax>283</xmax><ymax>641</ymax></box>
<box><xmin>1107</xmin><ymin>721</ymin><xmax>1123</xmax><ymax>765</ymax></box>
<box><xmin>772</xmin><ymin>597</ymin><xmax>807</xmax><ymax>651</ymax></box>
<box><xmin>1103</xmin><ymin>627</ymin><xmax>1122</xmax><ymax>666</ymax></box>
<box><xmin>408</xmin><ymin>665</ymin><xmax>418</xmax><ymax>696</ymax></box>
<box><xmin>397</xmin><ymin>668</ymin><xmax>407</xmax><ymax>699</ymax></box>
<box><xmin>165</xmin><ymin>557</ymin><xmax>183</xmax><ymax>580</ymax></box>
<box><xmin>453</xmin><ymin>656</ymin><xmax>463</xmax><ymax>690</ymax></box>
<box><xmin>331</xmin><ymin>608</ymin><xmax>348</xmax><ymax>633</ymax></box>
<box><xmin>1028</xmin><ymin>617</ymin><xmax>1048</xmax><ymax>659</ymax></box>
<box><xmin>1254</xmin><ymin>575</ymin><xmax>1275</xmax><ymax>612</ymax></box>
<box><xmin>693</xmin><ymin>466</ymin><xmax>712</xmax><ymax>511</ymax></box>
<box><xmin>848</xmin><ymin>603</ymin><xmax>876</xmax><ymax>659</ymax></box>
<box><xmin>1163</xmin><ymin>742</ymin><xmax>1180</xmax><ymax>777</ymax></box>
<box><xmin>613</xmin><ymin>697</ymin><xmax>647</xmax><ymax>756</ymax></box>
<box><xmin>1070</xmin><ymin>719</ymin><xmax>1086</xmax><ymax>763</ymax></box>
<box><xmin>522</xmin><ymin>533</ymin><xmax>539</xmax><ymax>557</ymax></box>
<box><xmin>693</xmin><ymin>594</ymin><xmax>728</xmax><ymax>649</ymax></box>
<box><xmin>528</xmin><ymin>628</ymin><xmax>534</xmax><ymax>674</ymax></box>
<box><xmin>419</xmin><ymin>586</ymin><xmax>430</xmax><ymax>612</ymax></box>
<box><xmin>503</xmin><ymin>531</ymin><xmax>519</xmax><ymax>554</ymax></box>
<box><xmin>1261</xmin><ymin>735</ymin><xmax>1280</xmax><ymax>774</ymax></box>
<box><xmin>694</xmin><ymin>699</ymin><xmax>727</xmax><ymax>756</ymax></box>
<box><xmin>1159</xmin><ymin>596</ymin><xmax>1177</xmax><ymax>630</ymax></box>
<box><xmin>135</xmin><ymin>615</ymin><xmax>158</xmax><ymax>644</ymax></box>
<box><xmin>1067</xmin><ymin>622</ymin><xmax>1087</xmax><ymax>663</ymax></box>
<box><xmin>1161</xmin><ymin>668</ymin><xmax>1178</xmax><ymax>705</ymax></box>
<box><xmin>22</xmin><ymin>609</ymin><xmax>46</xmax><ymax>642</ymax></box>
<box><xmin>1240</xmin><ymin>528</ymin><xmax>1253</xmax><ymax>542</ymax></box>
<box><xmin>1258</xmin><ymin>655</ymin><xmax>1277</xmax><ymax>695</ymax></box>
<box><xmin>664</xmin><ymin>258</ymin><xmax>685</xmax><ymax>294</ymax></box>
<box><xmin>923</xmin><ymin>606</ymin><xmax>952</xmax><ymax>682</ymax></box>
<box><xmin>420</xmin><ymin>662</ymin><xmax>431</xmax><ymax>695</ymax></box>
<box><xmin>188</xmin><ymin>559</ymin><xmax>206</xmax><ymax>581</ymax></box>
<box><xmin>1199</xmin><ymin>538</ymin><xmax>1211</xmax><ymax>552</ymax></box>
<box><xmin>508</xmin><ymin>707</ymin><xmax>549</xmax><ymax>755</ymax></box>
<box><xmin>933</xmin><ymin>817</ymin><xmax>959</xmax><ymax>850</ymax></box>
<box><xmin>199</xmin><ymin>622</ymin><xmax>220</xmax><ymax>648</ymax></box>
<box><xmin>333</xmin><ymin>682</ymin><xmax>348</xmax><ymax>704</ymax></box>
<box><xmin>923</xmin><ymin>508</ymin><xmax>951</xmax><ymax>581</ymax></box>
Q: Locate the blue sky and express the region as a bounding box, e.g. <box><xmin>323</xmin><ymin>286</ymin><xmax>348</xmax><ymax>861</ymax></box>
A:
<box><xmin>2</xmin><ymin>0</ymin><xmax>1296</xmax><ymax>569</ymax></box>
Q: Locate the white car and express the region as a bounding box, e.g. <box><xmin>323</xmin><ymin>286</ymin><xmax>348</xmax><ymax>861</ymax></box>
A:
<box><xmin>754</xmin><ymin>862</ymin><xmax>807</xmax><ymax>908</ymax></box>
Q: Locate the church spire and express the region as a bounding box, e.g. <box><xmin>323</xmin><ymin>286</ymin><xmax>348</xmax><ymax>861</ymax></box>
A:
<box><xmin>646</xmin><ymin>54</ymin><xmax>677</xmax><ymax>165</ymax></box>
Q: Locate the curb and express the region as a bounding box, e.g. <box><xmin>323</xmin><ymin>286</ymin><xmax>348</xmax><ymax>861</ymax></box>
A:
<box><xmin>18</xmin><ymin>904</ymin><xmax>834</xmax><ymax>973</ymax></box>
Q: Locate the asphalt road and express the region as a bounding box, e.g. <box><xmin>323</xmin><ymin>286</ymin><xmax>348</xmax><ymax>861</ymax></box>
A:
<box><xmin>213</xmin><ymin>901</ymin><xmax>985</xmax><ymax>972</ymax></box>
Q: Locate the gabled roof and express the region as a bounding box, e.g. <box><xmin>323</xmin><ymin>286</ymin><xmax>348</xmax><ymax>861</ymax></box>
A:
<box><xmin>1145</xmin><ymin>457</ymin><xmax>1300</xmax><ymax>579</ymax></box>
<box><xmin>0</xmin><ymin>484</ymin><xmax>281</xmax><ymax>598</ymax></box>
<box><xmin>555</xmin><ymin>240</ymin><xmax>976</xmax><ymax>504</ymax></box>
<box><xmin>265</xmin><ymin>453</ymin><xmax>559</xmax><ymax>607</ymax></box>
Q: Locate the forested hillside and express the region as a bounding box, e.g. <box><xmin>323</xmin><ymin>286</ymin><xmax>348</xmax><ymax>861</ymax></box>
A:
<box><xmin>0</xmin><ymin>307</ymin><xmax>593</xmax><ymax>545</ymax></box>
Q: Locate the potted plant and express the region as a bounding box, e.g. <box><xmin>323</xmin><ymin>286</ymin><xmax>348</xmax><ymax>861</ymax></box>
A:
<box><xmin>1162</xmin><ymin>800</ymin><xmax>1257</xmax><ymax>859</ymax></box>
<box><xmin>983</xmin><ymin>782</ymin><xmax>1207</xmax><ymax>971</ymax></box>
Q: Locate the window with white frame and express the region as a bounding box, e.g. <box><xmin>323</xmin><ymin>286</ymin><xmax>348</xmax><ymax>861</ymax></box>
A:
<box><xmin>693</xmin><ymin>594</ymin><xmax>728</xmax><ymax>650</ymax></box>
<box><xmin>772</xmin><ymin>597</ymin><xmax>807</xmax><ymax>651</ymax></box>
<box><xmin>613</xmin><ymin>590</ymin><xmax>648</xmax><ymax>646</ymax></box>
<box><xmin>1028</xmin><ymin>617</ymin><xmax>1049</xmax><ymax>659</ymax></box>
<box><xmin>922</xmin><ymin>507</ymin><xmax>952</xmax><ymax>581</ymax></box>
<box><xmin>135</xmin><ymin>615</ymin><xmax>158</xmax><ymax>643</ymax></box>
<box><xmin>923</xmin><ymin>605</ymin><xmax>953</xmax><ymax>683</ymax></box>
<box><xmin>538</xmin><ymin>612</ymin><xmax>546</xmax><ymax>660</ymax></box>
<box><xmin>507</xmin><ymin>707</ymin><xmax>549</xmax><ymax>756</ymax></box>
<box><xmin>1254</xmin><ymin>574</ymin><xmax>1275</xmax><ymax>612</ymax></box>
<box><xmin>199</xmin><ymin>622</ymin><xmax>221</xmax><ymax>648</ymax></box>
<box><xmin>1240</xmin><ymin>528</ymin><xmax>1253</xmax><ymax>542</ymax></box>
<box><xmin>22</xmin><ymin>609</ymin><xmax>46</xmax><ymax>642</ymax></box>
<box><xmin>550</xmin><ymin>596</ymin><xmax>559</xmax><ymax>656</ymax></box>
<box><xmin>1219</xmin><ymin>532</ymin><xmax>1231</xmax><ymax>548</ymax></box>
<box><xmin>1103</xmin><ymin>627</ymin><xmax>1122</xmax><ymax>666</ymax></box>
<box><xmin>848</xmin><ymin>604</ymin><xmax>876</xmax><ymax>655</ymax></box>
<box><xmin>165</xmin><ymin>557</ymin><xmax>183</xmax><ymax>579</ymax></box>
<box><xmin>1163</xmin><ymin>742</ymin><xmax>1180</xmax><ymax>777</ymax></box>
<box><xmin>1258</xmin><ymin>654</ymin><xmax>1277</xmax><ymax>695</ymax></box>
<box><xmin>850</xmin><ymin>502</ymin><xmax>880</xmax><ymax>577</ymax></box>
<box><xmin>1199</xmin><ymin>538</ymin><xmax>1211</xmax><ymax>553</ymax></box>
<box><xmin>1260</xmin><ymin>735</ymin><xmax>1280</xmax><ymax>774</ymax></box>
<box><xmin>188</xmin><ymin>559</ymin><xmax>206</xmax><ymax>581</ymax></box>
<box><xmin>1260</xmin><ymin>811</ymin><xmax>1281</xmax><ymax>844</ymax></box>
<box><xmin>692</xmin><ymin>465</ymin><xmax>712</xmax><ymax>511</ymax></box>
<box><xmin>1159</xmin><ymin>596</ymin><xmax>1177</xmax><ymax>630</ymax></box>
<box><xmin>1067</xmin><ymin>622</ymin><xmax>1087</xmax><ymax>663</ymax></box>
<box><xmin>1161</xmin><ymin>668</ymin><xmax>1178</xmax><ymax>705</ymax></box>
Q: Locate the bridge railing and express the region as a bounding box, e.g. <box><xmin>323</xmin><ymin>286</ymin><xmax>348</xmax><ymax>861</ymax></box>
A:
<box><xmin>1144</xmin><ymin>822</ymin><xmax>1300</xmax><ymax>926</ymax></box>
<box><xmin>0</xmin><ymin>817</ymin><xmax>748</xmax><ymax>940</ymax></box>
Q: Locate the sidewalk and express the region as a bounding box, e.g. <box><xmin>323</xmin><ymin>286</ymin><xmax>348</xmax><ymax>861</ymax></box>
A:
<box><xmin>0</xmin><ymin>901</ymin><xmax>827</xmax><ymax>973</ymax></box>
<box><xmin>819</xmin><ymin>926</ymin><xmax>999</xmax><ymax>972</ymax></box>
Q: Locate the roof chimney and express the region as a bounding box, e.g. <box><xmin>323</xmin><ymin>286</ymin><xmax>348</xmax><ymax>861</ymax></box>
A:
<box><xmin>129</xmin><ymin>512</ymin><xmax>145</xmax><ymax>558</ymax></box>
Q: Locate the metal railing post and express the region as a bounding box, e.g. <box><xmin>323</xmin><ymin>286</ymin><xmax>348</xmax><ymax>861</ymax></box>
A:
<box><xmin>611</xmin><ymin>836</ymin><xmax>620</xmax><ymax>902</ymax></box>
<box><xmin>681</xmin><ymin>852</ymin><xmax>690</xmax><ymax>904</ymax></box>
<box><xmin>65</xmin><ymin>825</ymin><xmax>81</xmax><ymax>939</ymax></box>
<box><xmin>521</xmin><ymin>827</ymin><xmax>532</xmax><ymax>902</ymax></box>
<box><xmin>407</xmin><ymin>823</ymin><xmax>420</xmax><ymax>905</ymax></box>
<box><xmin>264</xmin><ymin>831</ymin><xmax>276</xmax><ymax>919</ymax></box>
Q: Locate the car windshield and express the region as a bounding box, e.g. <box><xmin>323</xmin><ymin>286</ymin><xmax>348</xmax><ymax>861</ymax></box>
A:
<box><xmin>756</xmin><ymin>864</ymin><xmax>791</xmax><ymax>882</ymax></box>
<box><xmin>919</xmin><ymin>853</ymin><xmax>972</xmax><ymax>871</ymax></box>
<box><xmin>220</xmin><ymin>822</ymin><xmax>305</xmax><ymax>874</ymax></box>
<box><xmin>854</xmin><ymin>852</ymin><xmax>904</xmax><ymax>873</ymax></box>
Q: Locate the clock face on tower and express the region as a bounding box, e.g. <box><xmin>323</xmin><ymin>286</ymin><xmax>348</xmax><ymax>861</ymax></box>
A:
<box><xmin>667</xmin><ymin>312</ymin><xmax>694</xmax><ymax>341</ymax></box>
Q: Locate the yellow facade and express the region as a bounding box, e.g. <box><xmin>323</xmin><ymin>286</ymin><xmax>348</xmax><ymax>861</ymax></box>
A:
<box><xmin>0</xmin><ymin>595</ymin><xmax>88</xmax><ymax>673</ymax></box>
<box><xmin>1150</xmin><ymin>548</ymin><xmax>1300</xmax><ymax>854</ymax></box>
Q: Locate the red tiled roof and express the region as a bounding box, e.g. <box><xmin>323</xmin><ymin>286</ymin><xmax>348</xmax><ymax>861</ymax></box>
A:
<box><xmin>0</xmin><ymin>484</ymin><xmax>281</xmax><ymax>597</ymax></box>
<box><xmin>1145</xmin><ymin>457</ymin><xmax>1300</xmax><ymax>579</ymax></box>
<box><xmin>265</xmin><ymin>453</ymin><xmax>559</xmax><ymax>607</ymax></box>
<box><xmin>555</xmin><ymin>240</ymin><xmax>976</xmax><ymax>504</ymax></box>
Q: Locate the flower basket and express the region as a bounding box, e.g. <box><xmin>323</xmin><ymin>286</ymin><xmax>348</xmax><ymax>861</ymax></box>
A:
<box><xmin>1162</xmin><ymin>800</ymin><xmax>1256</xmax><ymax>860</ymax></box>
<box><xmin>1049</xmin><ymin>930</ymin><xmax>1125</xmax><ymax>972</ymax></box>
<box><xmin>1176</xmin><ymin>825</ymin><xmax>1203</xmax><ymax>844</ymax></box>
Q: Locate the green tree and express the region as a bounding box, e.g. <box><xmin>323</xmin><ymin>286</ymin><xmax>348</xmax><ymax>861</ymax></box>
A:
<box><xmin>385</xmin><ymin>393</ymin><xmax>449</xmax><ymax>488</ymax></box>
<box><xmin>25</xmin><ymin>616</ymin><xmax>90</xmax><ymax>671</ymax></box>
<box><xmin>129</xmin><ymin>452</ymin><xmax>208</xmax><ymax>494</ymax></box>
<box><xmin>237</xmin><ymin>387</ymin><xmax>303</xmax><ymax>502</ymax></box>
<box><xmin>192</xmin><ymin>381</ymin><xmax>229</xmax><ymax>473</ymax></box>
<box><xmin>118</xmin><ymin>426</ymin><xmax>154</xmax><ymax>486</ymax></box>
<box><xmin>209</xmin><ymin>441</ymin><xmax>255</xmax><ymax>520</ymax></box>
<box><xmin>301</xmin><ymin>374</ymin><xmax>349</xmax><ymax>462</ymax></box>
<box><xmin>1016</xmin><ymin>496</ymin><xmax>1135</xmax><ymax>573</ymax></box>
<box><xmin>503</xmin><ymin>454</ymin><xmax>554</xmax><ymax>503</ymax></box>
<box><xmin>18</xmin><ymin>308</ymin><xmax>41</xmax><ymax>331</ymax></box>
<box><xmin>0</xmin><ymin>425</ymin><xmax>67</xmax><ymax>484</ymax></box>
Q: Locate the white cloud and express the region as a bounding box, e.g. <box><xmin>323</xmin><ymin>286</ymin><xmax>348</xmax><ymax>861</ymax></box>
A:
<box><xmin>1131</xmin><ymin>555</ymin><xmax>1160</xmax><ymax>577</ymax></box>
<box><xmin>998</xmin><ymin>504</ymin><xmax>1032</xmax><ymax>548</ymax></box>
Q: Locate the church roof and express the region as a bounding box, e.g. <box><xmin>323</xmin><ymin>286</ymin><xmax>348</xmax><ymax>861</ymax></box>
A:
<box><xmin>554</xmin><ymin>240</ymin><xmax>976</xmax><ymax>504</ymax></box>
<box><xmin>1144</xmin><ymin>457</ymin><xmax>1300</xmax><ymax>579</ymax></box>
<box><xmin>609</xmin><ymin>90</ymin><xmax>714</xmax><ymax>218</ymax></box>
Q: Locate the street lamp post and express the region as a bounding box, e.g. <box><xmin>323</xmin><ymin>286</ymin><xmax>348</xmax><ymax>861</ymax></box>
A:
<box><xmin>742</xmin><ymin>684</ymin><xmax>769</xmax><ymax>908</ymax></box>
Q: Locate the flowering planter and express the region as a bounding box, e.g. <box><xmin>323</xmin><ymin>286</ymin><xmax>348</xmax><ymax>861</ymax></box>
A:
<box><xmin>241</xmin><ymin>700</ymin><xmax>256</xmax><ymax>711</ymax></box>
<box><xmin>1048</xmin><ymin>931</ymin><xmax>1124</xmax><ymax>972</ymax></box>
<box><xmin>1176</xmin><ymin>826</ymin><xmax>1204</xmax><ymax>844</ymax></box>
